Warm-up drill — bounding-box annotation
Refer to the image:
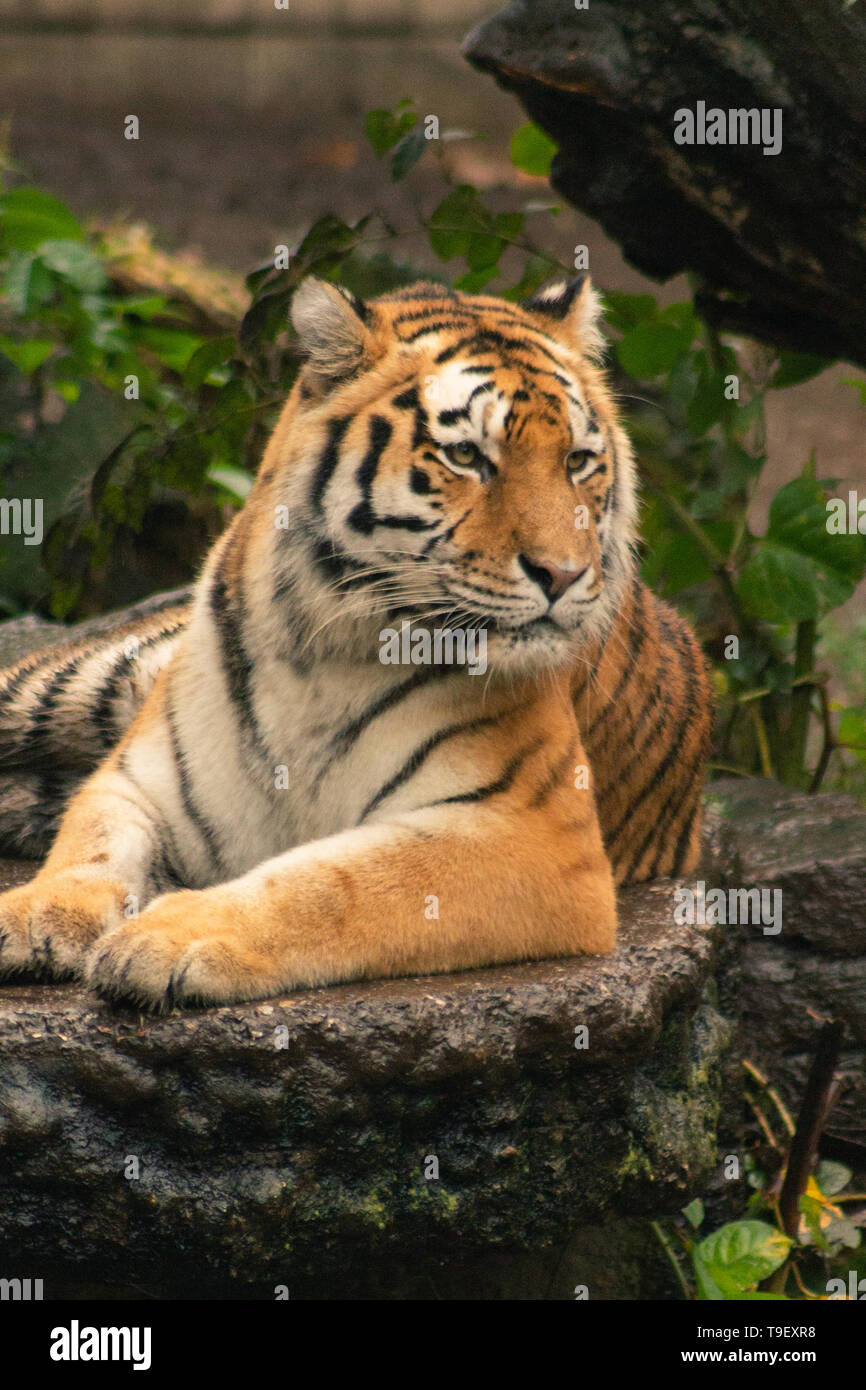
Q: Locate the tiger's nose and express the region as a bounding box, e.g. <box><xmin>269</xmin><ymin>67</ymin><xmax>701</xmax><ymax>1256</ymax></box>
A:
<box><xmin>519</xmin><ymin>555</ymin><xmax>588</xmax><ymax>602</ymax></box>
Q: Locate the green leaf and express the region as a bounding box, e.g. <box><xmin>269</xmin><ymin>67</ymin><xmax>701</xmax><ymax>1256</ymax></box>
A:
<box><xmin>737</xmin><ymin>1292</ymin><xmax>790</xmax><ymax>1300</ymax></box>
<box><xmin>454</xmin><ymin>268</ymin><xmax>499</xmax><ymax>293</ymax></box>
<box><xmin>117</xmin><ymin>294</ymin><xmax>172</xmax><ymax>321</ymax></box>
<box><xmin>617</xmin><ymin>321</ymin><xmax>694</xmax><ymax>378</ymax></box>
<box><xmin>770</xmin><ymin>351</ymin><xmax>834</xmax><ymax>389</ymax></box>
<box><xmin>297</xmin><ymin>213</ymin><xmax>363</xmax><ymax>263</ymax></box>
<box><xmin>687</xmin><ymin>368</ymin><xmax>730</xmax><ymax>437</ymax></box>
<box><xmin>603</xmin><ymin>291</ymin><xmax>657</xmax><ymax>334</ymax></box>
<box><xmin>494</xmin><ymin>211</ymin><xmax>525</xmax><ymax>242</ymax></box>
<box><xmin>53</xmin><ymin>379</ymin><xmax>81</xmax><ymax>403</ymax></box>
<box><xmin>3</xmin><ymin>251</ymin><xmax>55</xmax><ymax>314</ymax></box>
<box><xmin>737</xmin><ymin>543</ymin><xmax>825</xmax><ymax>621</ymax></box>
<box><xmin>183</xmin><ymin>336</ymin><xmax>236</xmax><ymax>389</ymax></box>
<box><xmin>695</xmin><ymin>1221</ymin><xmax>791</xmax><ymax>1292</ymax></box>
<box><xmin>838</xmin><ymin>709</ymin><xmax>866</xmax><ymax>762</ymax></box>
<box><xmin>510</xmin><ymin>123</ymin><xmax>557</xmax><ymax>177</ymax></box>
<box><xmin>364</xmin><ymin>104</ymin><xmax>416</xmax><ymax>156</ymax></box>
<box><xmin>134</xmin><ymin>326</ymin><xmax>205</xmax><ymax>373</ymax></box>
<box><xmin>0</xmin><ymin>188</ymin><xmax>83</xmax><ymax>251</ymax></box>
<box><xmin>390</xmin><ymin>128</ymin><xmax>426</xmax><ymax>181</ymax></box>
<box><xmin>639</xmin><ymin>500</ymin><xmax>712</xmax><ymax>595</ymax></box>
<box><xmin>815</xmin><ymin>1160</ymin><xmax>853</xmax><ymax>1196</ymax></box>
<box><xmin>693</xmin><ymin>1253</ymin><xmax>731</xmax><ymax>1300</ymax></box>
<box><xmin>666</xmin><ymin>350</ymin><xmax>701</xmax><ymax>409</ymax></box>
<box><xmin>240</xmin><ymin>289</ymin><xmax>291</xmax><ymax>355</ymax></box>
<box><xmin>428</xmin><ymin>185</ymin><xmax>489</xmax><ymax>261</ymax></box>
<box><xmin>364</xmin><ymin>109</ymin><xmax>399</xmax><ymax>155</ymax></box>
<box><xmin>738</xmin><ymin>476</ymin><xmax>866</xmax><ymax>621</ymax></box>
<box><xmin>467</xmin><ymin>231</ymin><xmax>504</xmax><ymax>271</ymax></box>
<box><xmin>658</xmin><ymin>301</ymin><xmax>699</xmax><ymax>335</ymax></box>
<box><xmin>841</xmin><ymin>375</ymin><xmax>866</xmax><ymax>405</ymax></box>
<box><xmin>504</xmin><ymin>253</ymin><xmax>560</xmax><ymax>301</ymax></box>
<box><xmin>683</xmin><ymin>1198</ymin><xmax>705</xmax><ymax>1230</ymax></box>
<box><xmin>0</xmin><ymin>335</ymin><xmax>54</xmax><ymax>373</ymax></box>
<box><xmin>36</xmin><ymin>239</ymin><xmax>107</xmax><ymax>293</ymax></box>
<box><xmin>690</xmin><ymin>489</ymin><xmax>726</xmax><ymax>521</ymax></box>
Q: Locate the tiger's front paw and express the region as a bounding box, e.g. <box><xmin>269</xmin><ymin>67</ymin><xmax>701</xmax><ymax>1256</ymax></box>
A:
<box><xmin>0</xmin><ymin>872</ymin><xmax>128</xmax><ymax>980</ymax></box>
<box><xmin>86</xmin><ymin>890</ymin><xmax>284</xmax><ymax>1010</ymax></box>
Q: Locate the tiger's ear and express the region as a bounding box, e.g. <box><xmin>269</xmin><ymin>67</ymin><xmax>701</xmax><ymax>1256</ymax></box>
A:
<box><xmin>521</xmin><ymin>275</ymin><xmax>606</xmax><ymax>361</ymax></box>
<box><xmin>290</xmin><ymin>278</ymin><xmax>372</xmax><ymax>388</ymax></box>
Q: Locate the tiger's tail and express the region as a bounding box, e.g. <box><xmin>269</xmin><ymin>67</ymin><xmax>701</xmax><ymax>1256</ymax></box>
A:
<box><xmin>0</xmin><ymin>591</ymin><xmax>191</xmax><ymax>857</ymax></box>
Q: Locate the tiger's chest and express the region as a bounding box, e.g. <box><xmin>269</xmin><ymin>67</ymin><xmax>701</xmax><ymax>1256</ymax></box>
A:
<box><xmin>170</xmin><ymin>649</ymin><xmax>481</xmax><ymax>878</ymax></box>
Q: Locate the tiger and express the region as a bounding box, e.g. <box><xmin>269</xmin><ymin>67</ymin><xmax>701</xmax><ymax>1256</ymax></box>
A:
<box><xmin>0</xmin><ymin>275</ymin><xmax>712</xmax><ymax>1009</ymax></box>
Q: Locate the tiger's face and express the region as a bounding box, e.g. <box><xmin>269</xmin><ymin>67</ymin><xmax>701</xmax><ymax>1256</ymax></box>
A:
<box><xmin>274</xmin><ymin>277</ymin><xmax>637</xmax><ymax>673</ymax></box>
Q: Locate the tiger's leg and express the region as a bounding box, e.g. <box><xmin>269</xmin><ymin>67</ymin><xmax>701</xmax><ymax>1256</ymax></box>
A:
<box><xmin>0</xmin><ymin>661</ymin><xmax>201</xmax><ymax>979</ymax></box>
<box><xmin>0</xmin><ymin>757</ymin><xmax>174</xmax><ymax>978</ymax></box>
<box><xmin>86</xmin><ymin>793</ymin><xmax>617</xmax><ymax>1009</ymax></box>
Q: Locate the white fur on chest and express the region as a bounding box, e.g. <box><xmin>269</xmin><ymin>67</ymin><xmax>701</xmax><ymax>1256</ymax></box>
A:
<box><xmin>150</xmin><ymin>618</ymin><xmax>479</xmax><ymax>883</ymax></box>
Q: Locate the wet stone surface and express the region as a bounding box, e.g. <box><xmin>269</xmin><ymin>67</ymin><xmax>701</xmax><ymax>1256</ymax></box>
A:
<box><xmin>0</xmin><ymin>863</ymin><xmax>729</xmax><ymax>1298</ymax></box>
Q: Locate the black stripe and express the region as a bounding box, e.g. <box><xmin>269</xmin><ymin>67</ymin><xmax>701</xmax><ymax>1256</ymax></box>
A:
<box><xmin>373</xmin><ymin>512</ymin><xmax>438</xmax><ymax>533</ymax></box>
<box><xmin>421</xmin><ymin>506</ymin><xmax>474</xmax><ymax>555</ymax></box>
<box><xmin>15</xmin><ymin>655</ymin><xmax>83</xmax><ymax>767</ymax></box>
<box><xmin>393</xmin><ymin>305</ymin><xmax>469</xmax><ymax>328</ymax></box>
<box><xmin>609</xmin><ymin>632</ymin><xmax>701</xmax><ymax>873</ymax></box>
<box><xmin>346</xmin><ymin>415</ymin><xmax>394</xmax><ymax>535</ymax></box>
<box><xmin>0</xmin><ymin>653</ymin><xmax>52</xmax><ymax>711</ymax></box>
<box><xmin>529</xmin><ymin>739</ymin><xmax>578</xmax><ymax>808</ymax></box>
<box><xmin>150</xmin><ymin>842</ymin><xmax>186</xmax><ymax>894</ymax></box>
<box><xmin>310</xmin><ymin>415</ymin><xmax>352</xmax><ymax>513</ymax></box>
<box><xmin>34</xmin><ymin>765</ymin><xmax>71</xmax><ymax>827</ymax></box>
<box><xmin>166</xmin><ymin>695</ymin><xmax>223</xmax><ymax>871</ymax></box>
<box><xmin>412</xmin><ymin>398</ymin><xmax>433</xmax><ymax>449</ymax></box>
<box><xmin>209</xmin><ymin>547</ymin><xmax>269</xmax><ymax>761</ymax></box>
<box><xmin>627</xmin><ymin>754</ymin><xmax>704</xmax><ymax>883</ymax></box>
<box><xmin>309</xmin><ymin>534</ymin><xmax>373</xmax><ymax>588</ymax></box>
<box><xmin>668</xmin><ymin>773</ymin><xmax>705</xmax><ymax>878</ymax></box>
<box><xmin>360</xmin><ymin>714</ymin><xmax>501</xmax><ymax>821</ymax></box>
<box><xmin>409</xmin><ymin>467</ymin><xmax>436</xmax><ymax>496</ymax></box>
<box><xmin>94</xmin><ymin>623</ymin><xmax>184</xmax><ymax>749</ymax></box>
<box><xmin>329</xmin><ymin>667</ymin><xmax>451</xmax><ymax>760</ymax></box>
<box><xmin>121</xmin><ymin>761</ymin><xmax>188</xmax><ymax>888</ymax></box>
<box><xmin>435</xmin><ymin>328</ymin><xmax>566</xmax><ymax>371</ymax></box>
<box><xmin>596</xmin><ymin>681</ymin><xmax>669</xmax><ymax>805</ymax></box>
<box><xmin>431</xmin><ymin>736</ymin><xmax>544</xmax><ymax>807</ymax></box>
<box><xmin>438</xmin><ymin>406</ymin><xmax>472</xmax><ymax>426</ymax></box>
<box><xmin>403</xmin><ymin>318</ymin><xmax>476</xmax><ymax>343</ymax></box>
<box><xmin>585</xmin><ymin>574</ymin><xmax>646</xmax><ymax>739</ymax></box>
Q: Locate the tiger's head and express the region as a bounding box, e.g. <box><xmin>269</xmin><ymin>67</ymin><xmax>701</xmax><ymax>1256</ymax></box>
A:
<box><xmin>262</xmin><ymin>276</ymin><xmax>637</xmax><ymax>674</ymax></box>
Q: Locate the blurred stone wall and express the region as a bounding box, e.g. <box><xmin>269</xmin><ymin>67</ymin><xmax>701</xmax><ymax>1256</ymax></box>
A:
<box><xmin>0</xmin><ymin>0</ymin><xmax>491</xmax><ymax>31</ymax></box>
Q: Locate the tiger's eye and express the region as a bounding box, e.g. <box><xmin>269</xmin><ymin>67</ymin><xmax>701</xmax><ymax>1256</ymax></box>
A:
<box><xmin>447</xmin><ymin>440</ymin><xmax>481</xmax><ymax>466</ymax></box>
<box><xmin>567</xmin><ymin>448</ymin><xmax>592</xmax><ymax>471</ymax></box>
